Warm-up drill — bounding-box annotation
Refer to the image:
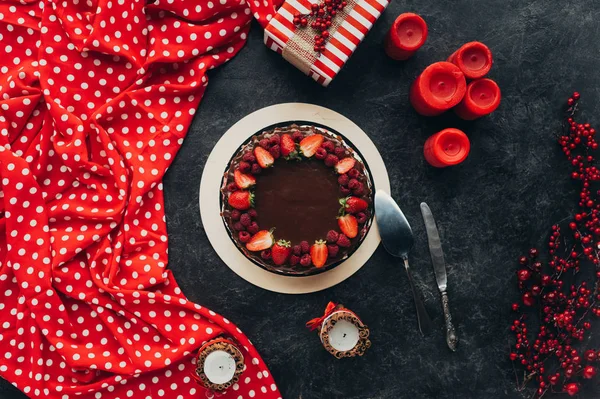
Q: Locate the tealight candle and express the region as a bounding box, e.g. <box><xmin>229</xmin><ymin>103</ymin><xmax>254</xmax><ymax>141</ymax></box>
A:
<box><xmin>410</xmin><ymin>62</ymin><xmax>467</xmax><ymax>116</ymax></box>
<box><xmin>203</xmin><ymin>350</ymin><xmax>237</xmax><ymax>385</ymax></box>
<box><xmin>307</xmin><ymin>302</ymin><xmax>371</xmax><ymax>359</ymax></box>
<box><xmin>327</xmin><ymin>319</ymin><xmax>360</xmax><ymax>351</ymax></box>
<box><xmin>448</xmin><ymin>41</ymin><xmax>493</xmax><ymax>80</ymax></box>
<box><xmin>423</xmin><ymin>128</ymin><xmax>470</xmax><ymax>168</ymax></box>
<box><xmin>384</xmin><ymin>13</ymin><xmax>428</xmax><ymax>61</ymax></box>
<box><xmin>194</xmin><ymin>338</ymin><xmax>244</xmax><ymax>391</ymax></box>
<box><xmin>454</xmin><ymin>78</ymin><xmax>501</xmax><ymax>120</ymax></box>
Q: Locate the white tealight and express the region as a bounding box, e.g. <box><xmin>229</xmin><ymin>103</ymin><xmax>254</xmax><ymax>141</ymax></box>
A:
<box><xmin>328</xmin><ymin>319</ymin><xmax>360</xmax><ymax>352</ymax></box>
<box><xmin>203</xmin><ymin>350</ymin><xmax>237</xmax><ymax>385</ymax></box>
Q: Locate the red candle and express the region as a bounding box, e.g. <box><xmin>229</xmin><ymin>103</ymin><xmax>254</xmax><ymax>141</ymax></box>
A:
<box><xmin>424</xmin><ymin>128</ymin><xmax>470</xmax><ymax>167</ymax></box>
<box><xmin>410</xmin><ymin>62</ymin><xmax>467</xmax><ymax>116</ymax></box>
<box><xmin>448</xmin><ymin>41</ymin><xmax>493</xmax><ymax>80</ymax></box>
<box><xmin>454</xmin><ymin>78</ymin><xmax>501</xmax><ymax>120</ymax></box>
<box><xmin>384</xmin><ymin>13</ymin><xmax>428</xmax><ymax>61</ymax></box>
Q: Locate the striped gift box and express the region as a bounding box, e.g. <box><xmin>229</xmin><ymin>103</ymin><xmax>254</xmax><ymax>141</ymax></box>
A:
<box><xmin>264</xmin><ymin>0</ymin><xmax>389</xmax><ymax>87</ymax></box>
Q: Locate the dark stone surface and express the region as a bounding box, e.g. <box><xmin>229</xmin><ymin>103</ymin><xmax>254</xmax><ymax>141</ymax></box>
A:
<box><xmin>3</xmin><ymin>0</ymin><xmax>600</xmax><ymax>398</ymax></box>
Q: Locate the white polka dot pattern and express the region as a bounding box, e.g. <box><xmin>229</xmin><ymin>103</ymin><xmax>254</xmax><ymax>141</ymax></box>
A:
<box><xmin>0</xmin><ymin>0</ymin><xmax>281</xmax><ymax>398</ymax></box>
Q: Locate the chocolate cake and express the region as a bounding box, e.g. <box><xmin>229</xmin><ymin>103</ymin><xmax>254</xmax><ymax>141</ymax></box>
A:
<box><xmin>220</xmin><ymin>124</ymin><xmax>374</xmax><ymax>276</ymax></box>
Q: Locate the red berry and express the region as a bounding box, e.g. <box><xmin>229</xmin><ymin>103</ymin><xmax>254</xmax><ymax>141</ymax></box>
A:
<box><xmin>292</xmin><ymin>131</ymin><xmax>304</xmax><ymax>142</ymax></box>
<box><xmin>268</xmin><ymin>135</ymin><xmax>280</xmax><ymax>147</ymax></box>
<box><xmin>300</xmin><ymin>241</ymin><xmax>310</xmax><ymax>254</ymax></box>
<box><xmin>261</xmin><ymin>249</ymin><xmax>272</xmax><ymax>260</ymax></box>
<box><xmin>292</xmin><ymin>245</ymin><xmax>302</xmax><ymax>256</ymax></box>
<box><xmin>230</xmin><ymin>210</ymin><xmax>241</xmax><ymax>220</ymax></box>
<box><xmin>239</xmin><ymin>231</ymin><xmax>251</xmax><ymax>243</ymax></box>
<box><xmin>324</xmin><ymin>154</ymin><xmax>339</xmax><ymax>167</ymax></box>
<box><xmin>233</xmin><ymin>222</ymin><xmax>245</xmax><ymax>231</ymax></box>
<box><xmin>242</xmin><ymin>152</ymin><xmax>256</xmax><ymax>163</ymax></box>
<box><xmin>251</xmin><ymin>163</ymin><xmax>262</xmax><ymax>175</ymax></box>
<box><xmin>517</xmin><ymin>269</ymin><xmax>531</xmax><ymax>281</ymax></box>
<box><xmin>289</xmin><ymin>255</ymin><xmax>300</xmax><ymax>266</ymax></box>
<box><xmin>322</xmin><ymin>141</ymin><xmax>335</xmax><ymax>152</ymax></box>
<box><xmin>269</xmin><ymin>144</ymin><xmax>281</xmax><ymax>159</ymax></box>
<box><xmin>585</xmin><ymin>350</ymin><xmax>596</xmax><ymax>362</ymax></box>
<box><xmin>338</xmin><ymin>174</ymin><xmax>349</xmax><ymax>186</ymax></box>
<box><xmin>247</xmin><ymin>209</ymin><xmax>257</xmax><ymax>218</ymax></box>
<box><xmin>259</xmin><ymin>139</ymin><xmax>270</xmax><ymax>149</ymax></box>
<box><xmin>348</xmin><ymin>169</ymin><xmax>360</xmax><ymax>179</ymax></box>
<box><xmin>356</xmin><ymin>212</ymin><xmax>368</xmax><ymax>224</ymax></box>
<box><xmin>227</xmin><ymin>182</ymin><xmax>238</xmax><ymax>192</ymax></box>
<box><xmin>352</xmin><ymin>183</ymin><xmax>365</xmax><ymax>196</ymax></box>
<box><xmin>336</xmin><ymin>234</ymin><xmax>351</xmax><ymax>248</ymax></box>
<box><xmin>300</xmin><ymin>254</ymin><xmax>312</xmax><ymax>267</ymax></box>
<box><xmin>565</xmin><ymin>383</ymin><xmax>579</xmax><ymax>396</ymax></box>
<box><xmin>326</xmin><ymin>230</ymin><xmax>339</xmax><ymax>243</ymax></box>
<box><xmin>247</xmin><ymin>222</ymin><xmax>259</xmax><ymax>235</ymax></box>
<box><xmin>239</xmin><ymin>161</ymin><xmax>251</xmax><ymax>173</ymax></box>
<box><xmin>315</xmin><ymin>147</ymin><xmax>328</xmax><ymax>160</ymax></box>
<box><xmin>583</xmin><ymin>365</ymin><xmax>596</xmax><ymax>379</ymax></box>
<box><xmin>348</xmin><ymin>179</ymin><xmax>359</xmax><ymax>190</ymax></box>
<box><xmin>240</xmin><ymin>213</ymin><xmax>252</xmax><ymax>227</ymax></box>
<box><xmin>327</xmin><ymin>244</ymin><xmax>339</xmax><ymax>258</ymax></box>
<box><xmin>523</xmin><ymin>292</ymin><xmax>535</xmax><ymax>306</ymax></box>
<box><xmin>340</xmin><ymin>186</ymin><xmax>351</xmax><ymax>195</ymax></box>
<box><xmin>334</xmin><ymin>147</ymin><xmax>346</xmax><ymax>157</ymax></box>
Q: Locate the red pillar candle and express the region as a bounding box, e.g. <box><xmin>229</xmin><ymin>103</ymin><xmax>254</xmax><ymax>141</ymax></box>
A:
<box><xmin>448</xmin><ymin>41</ymin><xmax>493</xmax><ymax>80</ymax></box>
<box><xmin>454</xmin><ymin>78</ymin><xmax>501</xmax><ymax>120</ymax></box>
<box><xmin>410</xmin><ymin>62</ymin><xmax>467</xmax><ymax>116</ymax></box>
<box><xmin>384</xmin><ymin>13</ymin><xmax>428</xmax><ymax>60</ymax></box>
<box><xmin>424</xmin><ymin>128</ymin><xmax>470</xmax><ymax>167</ymax></box>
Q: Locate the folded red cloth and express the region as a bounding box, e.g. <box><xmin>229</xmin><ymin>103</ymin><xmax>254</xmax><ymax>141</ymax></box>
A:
<box><xmin>0</xmin><ymin>0</ymin><xmax>282</xmax><ymax>398</ymax></box>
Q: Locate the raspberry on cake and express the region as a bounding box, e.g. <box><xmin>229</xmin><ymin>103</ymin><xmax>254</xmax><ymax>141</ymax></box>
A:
<box><xmin>220</xmin><ymin>124</ymin><xmax>374</xmax><ymax>276</ymax></box>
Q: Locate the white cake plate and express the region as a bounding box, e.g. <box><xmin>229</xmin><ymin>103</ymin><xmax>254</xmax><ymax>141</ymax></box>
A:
<box><xmin>199</xmin><ymin>103</ymin><xmax>390</xmax><ymax>294</ymax></box>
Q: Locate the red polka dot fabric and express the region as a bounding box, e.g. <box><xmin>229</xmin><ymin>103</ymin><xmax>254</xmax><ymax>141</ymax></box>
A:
<box><xmin>0</xmin><ymin>0</ymin><xmax>284</xmax><ymax>398</ymax></box>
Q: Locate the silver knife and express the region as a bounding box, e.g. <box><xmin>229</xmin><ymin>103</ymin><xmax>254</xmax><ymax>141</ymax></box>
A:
<box><xmin>420</xmin><ymin>202</ymin><xmax>458</xmax><ymax>351</ymax></box>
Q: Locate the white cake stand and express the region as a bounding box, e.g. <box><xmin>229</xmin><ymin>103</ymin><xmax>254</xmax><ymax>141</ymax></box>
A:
<box><xmin>199</xmin><ymin>103</ymin><xmax>390</xmax><ymax>294</ymax></box>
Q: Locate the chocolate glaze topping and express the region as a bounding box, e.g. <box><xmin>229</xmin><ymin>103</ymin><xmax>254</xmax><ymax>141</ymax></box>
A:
<box><xmin>221</xmin><ymin>124</ymin><xmax>374</xmax><ymax>276</ymax></box>
<box><xmin>254</xmin><ymin>159</ymin><xmax>340</xmax><ymax>243</ymax></box>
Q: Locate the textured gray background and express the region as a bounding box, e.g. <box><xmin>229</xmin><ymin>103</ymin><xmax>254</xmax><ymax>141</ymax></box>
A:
<box><xmin>4</xmin><ymin>0</ymin><xmax>600</xmax><ymax>398</ymax></box>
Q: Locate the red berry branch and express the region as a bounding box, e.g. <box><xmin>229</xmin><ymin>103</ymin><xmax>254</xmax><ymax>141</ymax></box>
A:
<box><xmin>510</xmin><ymin>92</ymin><xmax>600</xmax><ymax>397</ymax></box>
<box><xmin>293</xmin><ymin>0</ymin><xmax>348</xmax><ymax>53</ymax></box>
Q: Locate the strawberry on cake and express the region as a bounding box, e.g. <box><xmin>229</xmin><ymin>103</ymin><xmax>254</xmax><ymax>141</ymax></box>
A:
<box><xmin>220</xmin><ymin>124</ymin><xmax>374</xmax><ymax>276</ymax></box>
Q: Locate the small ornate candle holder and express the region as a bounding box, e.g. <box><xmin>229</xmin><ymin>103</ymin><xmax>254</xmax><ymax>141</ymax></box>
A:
<box><xmin>306</xmin><ymin>302</ymin><xmax>371</xmax><ymax>359</ymax></box>
<box><xmin>193</xmin><ymin>338</ymin><xmax>245</xmax><ymax>392</ymax></box>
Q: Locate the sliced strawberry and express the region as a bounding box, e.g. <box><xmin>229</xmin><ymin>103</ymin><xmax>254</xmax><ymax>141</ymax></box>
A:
<box><xmin>310</xmin><ymin>240</ymin><xmax>328</xmax><ymax>268</ymax></box>
<box><xmin>228</xmin><ymin>191</ymin><xmax>254</xmax><ymax>210</ymax></box>
<box><xmin>335</xmin><ymin>157</ymin><xmax>356</xmax><ymax>174</ymax></box>
<box><xmin>234</xmin><ymin>169</ymin><xmax>256</xmax><ymax>189</ymax></box>
<box><xmin>299</xmin><ymin>134</ymin><xmax>324</xmax><ymax>158</ymax></box>
<box><xmin>340</xmin><ymin>196</ymin><xmax>368</xmax><ymax>214</ymax></box>
<box><xmin>281</xmin><ymin>134</ymin><xmax>297</xmax><ymax>158</ymax></box>
<box><xmin>338</xmin><ymin>214</ymin><xmax>358</xmax><ymax>238</ymax></box>
<box><xmin>254</xmin><ymin>146</ymin><xmax>275</xmax><ymax>168</ymax></box>
<box><xmin>246</xmin><ymin>230</ymin><xmax>274</xmax><ymax>252</ymax></box>
<box><xmin>272</xmin><ymin>239</ymin><xmax>292</xmax><ymax>266</ymax></box>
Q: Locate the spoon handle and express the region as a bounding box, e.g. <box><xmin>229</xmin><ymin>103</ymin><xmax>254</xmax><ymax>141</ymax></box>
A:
<box><xmin>403</xmin><ymin>258</ymin><xmax>433</xmax><ymax>336</ymax></box>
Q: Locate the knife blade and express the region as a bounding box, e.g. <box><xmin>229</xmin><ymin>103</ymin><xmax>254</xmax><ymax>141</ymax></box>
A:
<box><xmin>420</xmin><ymin>202</ymin><xmax>458</xmax><ymax>351</ymax></box>
<box><xmin>420</xmin><ymin>203</ymin><xmax>447</xmax><ymax>292</ymax></box>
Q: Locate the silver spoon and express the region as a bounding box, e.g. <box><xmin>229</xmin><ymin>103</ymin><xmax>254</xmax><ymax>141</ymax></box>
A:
<box><xmin>375</xmin><ymin>190</ymin><xmax>433</xmax><ymax>335</ymax></box>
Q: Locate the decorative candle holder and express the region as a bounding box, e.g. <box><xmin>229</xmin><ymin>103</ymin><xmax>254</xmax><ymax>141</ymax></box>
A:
<box><xmin>306</xmin><ymin>302</ymin><xmax>371</xmax><ymax>359</ymax></box>
<box><xmin>410</xmin><ymin>62</ymin><xmax>467</xmax><ymax>116</ymax></box>
<box><xmin>423</xmin><ymin>128</ymin><xmax>470</xmax><ymax>168</ymax></box>
<box><xmin>193</xmin><ymin>338</ymin><xmax>245</xmax><ymax>392</ymax></box>
<box><xmin>448</xmin><ymin>41</ymin><xmax>493</xmax><ymax>80</ymax></box>
<box><xmin>384</xmin><ymin>13</ymin><xmax>428</xmax><ymax>61</ymax></box>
